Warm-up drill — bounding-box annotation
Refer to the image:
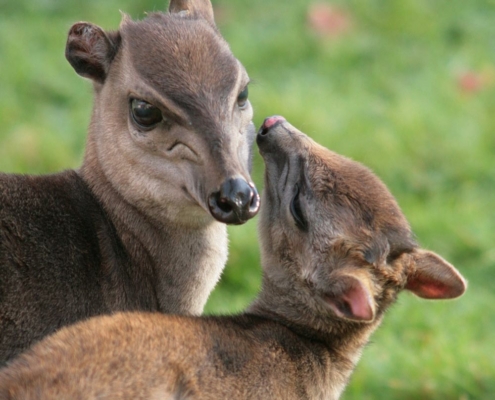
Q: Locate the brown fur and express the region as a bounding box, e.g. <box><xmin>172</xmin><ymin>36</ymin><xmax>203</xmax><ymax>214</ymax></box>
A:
<box><xmin>0</xmin><ymin>119</ymin><xmax>467</xmax><ymax>399</ymax></box>
<box><xmin>0</xmin><ymin>0</ymin><xmax>259</xmax><ymax>365</ymax></box>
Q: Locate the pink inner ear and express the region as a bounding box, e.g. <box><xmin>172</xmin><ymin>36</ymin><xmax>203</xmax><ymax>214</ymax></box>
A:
<box><xmin>406</xmin><ymin>276</ymin><xmax>460</xmax><ymax>299</ymax></box>
<box><xmin>406</xmin><ymin>250</ymin><xmax>467</xmax><ymax>299</ymax></box>
<box><xmin>342</xmin><ymin>283</ymin><xmax>374</xmax><ymax>321</ymax></box>
<box><xmin>325</xmin><ymin>278</ymin><xmax>375</xmax><ymax>322</ymax></box>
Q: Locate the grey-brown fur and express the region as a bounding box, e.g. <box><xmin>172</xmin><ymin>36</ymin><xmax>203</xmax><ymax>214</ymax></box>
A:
<box><xmin>0</xmin><ymin>0</ymin><xmax>259</xmax><ymax>366</ymax></box>
<box><xmin>0</xmin><ymin>119</ymin><xmax>467</xmax><ymax>399</ymax></box>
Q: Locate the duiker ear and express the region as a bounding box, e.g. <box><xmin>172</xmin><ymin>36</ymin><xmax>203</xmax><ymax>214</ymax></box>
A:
<box><xmin>168</xmin><ymin>0</ymin><xmax>215</xmax><ymax>25</ymax></box>
<box><xmin>65</xmin><ymin>22</ymin><xmax>121</xmax><ymax>84</ymax></box>
<box><xmin>324</xmin><ymin>275</ymin><xmax>375</xmax><ymax>322</ymax></box>
<box><xmin>405</xmin><ymin>249</ymin><xmax>467</xmax><ymax>299</ymax></box>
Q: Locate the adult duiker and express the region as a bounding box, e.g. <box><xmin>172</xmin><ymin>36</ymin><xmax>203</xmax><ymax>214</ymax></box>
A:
<box><xmin>0</xmin><ymin>0</ymin><xmax>259</xmax><ymax>365</ymax></box>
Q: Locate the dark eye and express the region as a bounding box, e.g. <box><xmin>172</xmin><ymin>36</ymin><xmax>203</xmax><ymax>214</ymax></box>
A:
<box><xmin>237</xmin><ymin>86</ymin><xmax>249</xmax><ymax>108</ymax></box>
<box><xmin>130</xmin><ymin>99</ymin><xmax>163</xmax><ymax>129</ymax></box>
<box><xmin>290</xmin><ymin>184</ymin><xmax>308</xmax><ymax>231</ymax></box>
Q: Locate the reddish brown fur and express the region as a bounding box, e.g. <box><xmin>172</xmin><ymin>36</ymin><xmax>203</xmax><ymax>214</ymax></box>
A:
<box><xmin>0</xmin><ymin>119</ymin><xmax>467</xmax><ymax>399</ymax></box>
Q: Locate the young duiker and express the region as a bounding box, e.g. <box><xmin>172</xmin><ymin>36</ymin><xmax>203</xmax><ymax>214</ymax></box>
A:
<box><xmin>0</xmin><ymin>0</ymin><xmax>259</xmax><ymax>365</ymax></box>
<box><xmin>0</xmin><ymin>117</ymin><xmax>466</xmax><ymax>399</ymax></box>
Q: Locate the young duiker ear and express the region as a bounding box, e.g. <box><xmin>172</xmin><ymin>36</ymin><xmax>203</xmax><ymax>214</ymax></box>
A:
<box><xmin>323</xmin><ymin>275</ymin><xmax>376</xmax><ymax>322</ymax></box>
<box><xmin>65</xmin><ymin>22</ymin><xmax>121</xmax><ymax>84</ymax></box>
<box><xmin>168</xmin><ymin>0</ymin><xmax>215</xmax><ymax>25</ymax></box>
<box><xmin>405</xmin><ymin>249</ymin><xmax>467</xmax><ymax>299</ymax></box>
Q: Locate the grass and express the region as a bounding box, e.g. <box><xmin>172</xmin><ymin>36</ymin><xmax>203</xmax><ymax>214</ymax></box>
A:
<box><xmin>1</xmin><ymin>0</ymin><xmax>494</xmax><ymax>398</ymax></box>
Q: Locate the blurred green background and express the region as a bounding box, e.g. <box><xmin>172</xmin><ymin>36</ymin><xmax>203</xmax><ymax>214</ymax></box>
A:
<box><xmin>1</xmin><ymin>0</ymin><xmax>494</xmax><ymax>398</ymax></box>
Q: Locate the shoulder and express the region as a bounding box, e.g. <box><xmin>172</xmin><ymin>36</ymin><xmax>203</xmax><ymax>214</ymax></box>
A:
<box><xmin>0</xmin><ymin>170</ymin><xmax>101</xmax><ymax>217</ymax></box>
<box><xmin>0</xmin><ymin>170</ymin><xmax>105</xmax><ymax>254</ymax></box>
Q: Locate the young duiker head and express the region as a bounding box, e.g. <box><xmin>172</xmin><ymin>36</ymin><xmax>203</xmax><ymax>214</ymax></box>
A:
<box><xmin>66</xmin><ymin>0</ymin><xmax>259</xmax><ymax>226</ymax></box>
<box><xmin>256</xmin><ymin>116</ymin><xmax>467</xmax><ymax>330</ymax></box>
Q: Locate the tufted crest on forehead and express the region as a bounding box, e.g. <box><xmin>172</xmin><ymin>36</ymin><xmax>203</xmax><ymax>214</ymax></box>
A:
<box><xmin>119</xmin><ymin>13</ymin><xmax>239</xmax><ymax>118</ymax></box>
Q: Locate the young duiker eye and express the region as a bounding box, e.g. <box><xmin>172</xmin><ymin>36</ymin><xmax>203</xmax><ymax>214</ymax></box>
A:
<box><xmin>130</xmin><ymin>99</ymin><xmax>163</xmax><ymax>129</ymax></box>
<box><xmin>290</xmin><ymin>184</ymin><xmax>308</xmax><ymax>231</ymax></box>
<box><xmin>237</xmin><ymin>86</ymin><xmax>249</xmax><ymax>108</ymax></box>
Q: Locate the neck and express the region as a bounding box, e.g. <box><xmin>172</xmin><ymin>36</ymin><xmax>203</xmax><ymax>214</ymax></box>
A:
<box><xmin>79</xmin><ymin>134</ymin><xmax>228</xmax><ymax>315</ymax></box>
<box><xmin>248</xmin><ymin>276</ymin><xmax>381</xmax><ymax>398</ymax></box>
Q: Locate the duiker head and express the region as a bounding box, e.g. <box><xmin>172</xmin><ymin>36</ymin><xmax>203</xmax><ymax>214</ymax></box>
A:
<box><xmin>65</xmin><ymin>0</ymin><xmax>259</xmax><ymax>225</ymax></box>
<box><xmin>257</xmin><ymin>116</ymin><xmax>466</xmax><ymax>328</ymax></box>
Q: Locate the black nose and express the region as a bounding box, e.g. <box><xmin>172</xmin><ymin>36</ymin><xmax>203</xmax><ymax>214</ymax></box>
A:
<box><xmin>208</xmin><ymin>178</ymin><xmax>260</xmax><ymax>224</ymax></box>
<box><xmin>258</xmin><ymin>115</ymin><xmax>286</xmax><ymax>136</ymax></box>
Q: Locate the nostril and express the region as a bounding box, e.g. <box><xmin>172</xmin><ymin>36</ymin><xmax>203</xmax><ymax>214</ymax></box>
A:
<box><xmin>259</xmin><ymin>127</ymin><xmax>270</xmax><ymax>136</ymax></box>
<box><xmin>217</xmin><ymin>196</ymin><xmax>234</xmax><ymax>214</ymax></box>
